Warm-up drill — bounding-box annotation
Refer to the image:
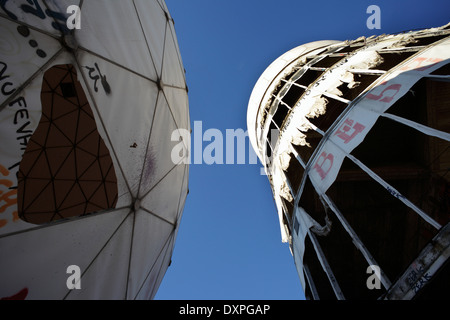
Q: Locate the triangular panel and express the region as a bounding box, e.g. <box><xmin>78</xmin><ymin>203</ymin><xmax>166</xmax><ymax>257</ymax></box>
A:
<box><xmin>140</xmin><ymin>162</ymin><xmax>185</xmax><ymax>224</ymax></box>
<box><xmin>126</xmin><ymin>209</ymin><xmax>174</xmax><ymax>299</ymax></box>
<box><xmin>0</xmin><ymin>208</ymin><xmax>130</xmax><ymax>299</ymax></box>
<box><xmin>65</xmin><ymin>209</ymin><xmax>134</xmax><ymax>299</ymax></box>
<box><xmin>134</xmin><ymin>231</ymin><xmax>174</xmax><ymax>300</ymax></box>
<box><xmin>163</xmin><ymin>86</ymin><xmax>190</xmax><ymax>132</ymax></box>
<box><xmin>161</xmin><ymin>22</ymin><xmax>186</xmax><ymax>89</ymax></box>
<box><xmin>134</xmin><ymin>0</ymin><xmax>168</xmax><ymax>79</ymax></box>
<box><xmin>76</xmin><ymin>0</ymin><xmax>157</xmax><ymax>81</ymax></box>
<box><xmin>139</xmin><ymin>93</ymin><xmax>179</xmax><ymax>196</ymax></box>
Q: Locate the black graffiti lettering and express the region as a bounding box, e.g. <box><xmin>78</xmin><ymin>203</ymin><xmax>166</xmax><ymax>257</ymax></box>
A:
<box><xmin>407</xmin><ymin>270</ymin><xmax>418</xmax><ymax>287</ymax></box>
<box><xmin>0</xmin><ymin>61</ymin><xmax>10</xmax><ymax>86</ymax></box>
<box><xmin>0</xmin><ymin>61</ymin><xmax>7</xmax><ymax>79</ymax></box>
<box><xmin>85</xmin><ymin>65</ymin><xmax>100</xmax><ymax>92</ymax></box>
<box><xmin>1</xmin><ymin>0</ymin><xmax>69</xmax><ymax>34</ymax></box>
<box><xmin>0</xmin><ymin>62</ymin><xmax>16</xmax><ymax>96</ymax></box>
<box><xmin>8</xmin><ymin>161</ymin><xmax>20</xmax><ymax>171</ymax></box>
<box><xmin>0</xmin><ymin>60</ymin><xmax>34</xmax><ymax>158</ymax></box>
<box><xmin>14</xmin><ymin>109</ymin><xmax>29</xmax><ymax>125</ymax></box>
<box><xmin>8</xmin><ymin>95</ymin><xmax>32</xmax><ymax>151</ymax></box>
<box><xmin>1</xmin><ymin>81</ymin><xmax>15</xmax><ymax>96</ymax></box>
<box><xmin>10</xmin><ymin>97</ymin><xmax>32</xmax><ymax>150</ymax></box>
<box><xmin>45</xmin><ymin>8</ymin><xmax>70</xmax><ymax>34</ymax></box>
<box><xmin>20</xmin><ymin>0</ymin><xmax>45</xmax><ymax>19</ymax></box>
<box><xmin>101</xmin><ymin>74</ymin><xmax>111</xmax><ymax>94</ymax></box>
<box><xmin>16</xmin><ymin>121</ymin><xmax>32</xmax><ymax>135</ymax></box>
<box><xmin>84</xmin><ymin>63</ymin><xmax>111</xmax><ymax>94</ymax></box>
<box><xmin>17</xmin><ymin>134</ymin><xmax>31</xmax><ymax>150</ymax></box>
<box><xmin>9</xmin><ymin>96</ymin><xmax>27</xmax><ymax>109</ymax></box>
<box><xmin>0</xmin><ymin>0</ymin><xmax>18</xmax><ymax>20</ymax></box>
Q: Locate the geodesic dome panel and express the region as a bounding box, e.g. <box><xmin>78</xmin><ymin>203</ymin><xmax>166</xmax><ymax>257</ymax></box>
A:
<box><xmin>0</xmin><ymin>0</ymin><xmax>189</xmax><ymax>300</ymax></box>
<box><xmin>248</xmin><ymin>24</ymin><xmax>450</xmax><ymax>299</ymax></box>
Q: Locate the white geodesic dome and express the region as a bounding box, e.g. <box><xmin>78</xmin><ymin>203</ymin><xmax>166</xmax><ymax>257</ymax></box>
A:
<box><xmin>0</xmin><ymin>0</ymin><xmax>189</xmax><ymax>299</ymax></box>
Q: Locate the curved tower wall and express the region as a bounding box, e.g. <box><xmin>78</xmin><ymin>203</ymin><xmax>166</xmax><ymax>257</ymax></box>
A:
<box><xmin>248</xmin><ymin>23</ymin><xmax>450</xmax><ymax>299</ymax></box>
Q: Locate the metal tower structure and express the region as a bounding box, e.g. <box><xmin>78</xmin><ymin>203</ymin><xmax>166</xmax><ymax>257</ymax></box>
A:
<box><xmin>248</xmin><ymin>23</ymin><xmax>450</xmax><ymax>299</ymax></box>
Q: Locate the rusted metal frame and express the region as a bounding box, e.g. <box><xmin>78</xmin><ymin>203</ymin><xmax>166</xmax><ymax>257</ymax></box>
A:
<box><xmin>307</xmin><ymin>230</ymin><xmax>345</xmax><ymax>300</ymax></box>
<box><xmin>319</xmin><ymin>193</ymin><xmax>392</xmax><ymax>290</ymax></box>
<box><xmin>303</xmin><ymin>263</ymin><xmax>320</xmax><ymax>300</ymax></box>
<box><xmin>383</xmin><ymin>222</ymin><xmax>450</xmax><ymax>299</ymax></box>
<box><xmin>380</xmin><ymin>112</ymin><xmax>450</xmax><ymax>142</ymax></box>
<box><xmin>346</xmin><ymin>152</ymin><xmax>442</xmax><ymax>230</ymax></box>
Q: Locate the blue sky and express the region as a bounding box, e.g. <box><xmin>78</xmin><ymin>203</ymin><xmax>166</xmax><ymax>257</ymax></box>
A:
<box><xmin>154</xmin><ymin>0</ymin><xmax>450</xmax><ymax>300</ymax></box>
